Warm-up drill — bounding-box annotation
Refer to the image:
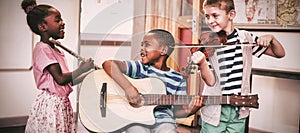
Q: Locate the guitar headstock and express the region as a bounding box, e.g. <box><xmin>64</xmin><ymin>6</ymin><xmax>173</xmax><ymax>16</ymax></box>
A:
<box><xmin>229</xmin><ymin>94</ymin><xmax>259</xmax><ymax>109</ymax></box>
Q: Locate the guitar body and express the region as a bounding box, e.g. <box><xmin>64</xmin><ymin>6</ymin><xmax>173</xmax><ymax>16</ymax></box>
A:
<box><xmin>78</xmin><ymin>69</ymin><xmax>167</xmax><ymax>132</ymax></box>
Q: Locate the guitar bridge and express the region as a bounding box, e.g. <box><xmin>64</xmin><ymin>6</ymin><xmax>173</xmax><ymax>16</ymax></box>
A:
<box><xmin>100</xmin><ymin>83</ymin><xmax>107</xmax><ymax>117</ymax></box>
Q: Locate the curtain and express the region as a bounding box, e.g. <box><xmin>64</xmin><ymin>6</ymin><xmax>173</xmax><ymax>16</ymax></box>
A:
<box><xmin>142</xmin><ymin>0</ymin><xmax>203</xmax><ymax>126</ymax></box>
<box><xmin>144</xmin><ymin>0</ymin><xmax>182</xmax><ymax>71</ymax></box>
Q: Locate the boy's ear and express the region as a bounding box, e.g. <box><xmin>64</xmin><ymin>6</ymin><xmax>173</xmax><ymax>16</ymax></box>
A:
<box><xmin>228</xmin><ymin>9</ymin><xmax>236</xmax><ymax>20</ymax></box>
<box><xmin>161</xmin><ymin>46</ymin><xmax>168</xmax><ymax>55</ymax></box>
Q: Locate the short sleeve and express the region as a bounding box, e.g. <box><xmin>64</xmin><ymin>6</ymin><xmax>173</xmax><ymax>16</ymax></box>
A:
<box><xmin>252</xmin><ymin>36</ymin><xmax>268</xmax><ymax>58</ymax></box>
<box><xmin>33</xmin><ymin>43</ymin><xmax>58</xmax><ymax>71</ymax></box>
<box><xmin>124</xmin><ymin>60</ymin><xmax>142</xmax><ymax>78</ymax></box>
<box><xmin>175</xmin><ymin>79</ymin><xmax>187</xmax><ymax>95</ymax></box>
<box><xmin>237</xmin><ymin>29</ymin><xmax>267</xmax><ymax>58</ymax></box>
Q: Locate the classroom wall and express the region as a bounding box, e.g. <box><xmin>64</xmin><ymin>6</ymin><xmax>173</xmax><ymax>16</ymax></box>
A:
<box><xmin>250</xmin><ymin>75</ymin><xmax>300</xmax><ymax>133</ymax></box>
<box><xmin>249</xmin><ymin>31</ymin><xmax>300</xmax><ymax>133</ymax></box>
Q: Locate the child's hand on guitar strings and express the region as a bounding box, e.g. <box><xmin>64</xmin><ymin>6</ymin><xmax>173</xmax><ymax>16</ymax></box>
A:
<box><xmin>183</xmin><ymin>96</ymin><xmax>203</xmax><ymax>115</ymax></box>
<box><xmin>125</xmin><ymin>87</ymin><xmax>143</xmax><ymax>108</ymax></box>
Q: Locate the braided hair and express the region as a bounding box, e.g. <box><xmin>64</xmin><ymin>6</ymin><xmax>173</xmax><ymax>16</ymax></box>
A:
<box><xmin>21</xmin><ymin>0</ymin><xmax>53</xmax><ymax>35</ymax></box>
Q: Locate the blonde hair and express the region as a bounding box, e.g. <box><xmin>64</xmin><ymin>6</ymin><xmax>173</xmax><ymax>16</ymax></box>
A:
<box><xmin>203</xmin><ymin>0</ymin><xmax>235</xmax><ymax>13</ymax></box>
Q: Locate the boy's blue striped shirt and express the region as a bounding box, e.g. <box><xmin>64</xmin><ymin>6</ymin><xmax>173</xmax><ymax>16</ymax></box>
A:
<box><xmin>125</xmin><ymin>60</ymin><xmax>187</xmax><ymax>124</ymax></box>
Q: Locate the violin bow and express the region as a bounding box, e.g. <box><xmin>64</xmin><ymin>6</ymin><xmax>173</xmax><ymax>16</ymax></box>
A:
<box><xmin>171</xmin><ymin>42</ymin><xmax>256</xmax><ymax>48</ymax></box>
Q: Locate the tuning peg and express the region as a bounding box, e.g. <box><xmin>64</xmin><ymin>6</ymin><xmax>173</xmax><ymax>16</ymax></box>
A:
<box><xmin>241</xmin><ymin>107</ymin><xmax>246</xmax><ymax>110</ymax></box>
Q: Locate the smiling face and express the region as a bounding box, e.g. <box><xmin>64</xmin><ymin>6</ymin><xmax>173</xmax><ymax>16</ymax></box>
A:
<box><xmin>203</xmin><ymin>5</ymin><xmax>235</xmax><ymax>34</ymax></box>
<box><xmin>42</xmin><ymin>8</ymin><xmax>65</xmax><ymax>39</ymax></box>
<box><xmin>140</xmin><ymin>33</ymin><xmax>166</xmax><ymax>65</ymax></box>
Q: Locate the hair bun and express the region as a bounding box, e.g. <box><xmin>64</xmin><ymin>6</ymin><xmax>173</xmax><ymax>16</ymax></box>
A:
<box><xmin>21</xmin><ymin>0</ymin><xmax>37</xmax><ymax>14</ymax></box>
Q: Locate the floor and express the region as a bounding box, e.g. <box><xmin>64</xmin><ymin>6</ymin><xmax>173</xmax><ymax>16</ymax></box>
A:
<box><xmin>0</xmin><ymin>121</ymin><xmax>268</xmax><ymax>133</ymax></box>
<box><xmin>0</xmin><ymin>126</ymin><xmax>25</xmax><ymax>133</ymax></box>
<box><xmin>0</xmin><ymin>123</ymin><xmax>200</xmax><ymax>133</ymax></box>
<box><xmin>0</xmin><ymin>122</ymin><xmax>90</xmax><ymax>133</ymax></box>
<box><xmin>77</xmin><ymin>121</ymin><xmax>201</xmax><ymax>133</ymax></box>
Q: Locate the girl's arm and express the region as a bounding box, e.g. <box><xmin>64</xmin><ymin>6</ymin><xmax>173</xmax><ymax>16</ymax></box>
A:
<box><xmin>102</xmin><ymin>60</ymin><xmax>142</xmax><ymax>106</ymax></box>
<box><xmin>46</xmin><ymin>58</ymin><xmax>94</xmax><ymax>85</ymax></box>
<box><xmin>71</xmin><ymin>71</ymin><xmax>93</xmax><ymax>85</ymax></box>
<box><xmin>257</xmin><ymin>34</ymin><xmax>285</xmax><ymax>58</ymax></box>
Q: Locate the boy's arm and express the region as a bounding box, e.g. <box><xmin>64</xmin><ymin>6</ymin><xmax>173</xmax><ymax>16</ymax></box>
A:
<box><xmin>191</xmin><ymin>51</ymin><xmax>216</xmax><ymax>86</ymax></box>
<box><xmin>173</xmin><ymin>96</ymin><xmax>203</xmax><ymax>118</ymax></box>
<box><xmin>257</xmin><ymin>34</ymin><xmax>285</xmax><ymax>58</ymax></box>
<box><xmin>198</xmin><ymin>60</ymin><xmax>215</xmax><ymax>86</ymax></box>
<box><xmin>102</xmin><ymin>60</ymin><xmax>142</xmax><ymax>106</ymax></box>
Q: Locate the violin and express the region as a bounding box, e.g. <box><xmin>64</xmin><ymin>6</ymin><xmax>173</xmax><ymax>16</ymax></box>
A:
<box><xmin>176</xmin><ymin>30</ymin><xmax>256</xmax><ymax>57</ymax></box>
<box><xmin>190</xmin><ymin>30</ymin><xmax>227</xmax><ymax>58</ymax></box>
<box><xmin>180</xmin><ymin>30</ymin><xmax>256</xmax><ymax>78</ymax></box>
<box><xmin>181</xmin><ymin>30</ymin><xmax>227</xmax><ymax>78</ymax></box>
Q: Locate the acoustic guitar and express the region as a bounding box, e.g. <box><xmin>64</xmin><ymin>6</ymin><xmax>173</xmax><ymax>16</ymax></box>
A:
<box><xmin>78</xmin><ymin>69</ymin><xmax>258</xmax><ymax>132</ymax></box>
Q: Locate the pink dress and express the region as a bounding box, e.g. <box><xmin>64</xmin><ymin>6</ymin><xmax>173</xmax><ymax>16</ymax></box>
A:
<box><xmin>25</xmin><ymin>42</ymin><xmax>76</xmax><ymax>133</ymax></box>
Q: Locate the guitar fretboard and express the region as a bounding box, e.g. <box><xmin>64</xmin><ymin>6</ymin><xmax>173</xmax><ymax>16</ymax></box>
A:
<box><xmin>142</xmin><ymin>94</ymin><xmax>229</xmax><ymax>105</ymax></box>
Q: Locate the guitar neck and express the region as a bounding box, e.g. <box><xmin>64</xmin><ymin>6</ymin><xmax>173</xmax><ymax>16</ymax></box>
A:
<box><xmin>142</xmin><ymin>94</ymin><xmax>228</xmax><ymax>106</ymax></box>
